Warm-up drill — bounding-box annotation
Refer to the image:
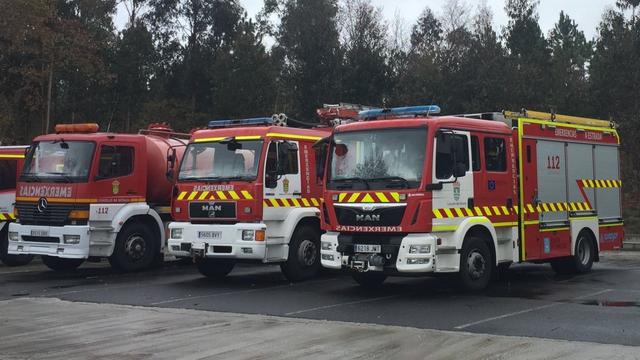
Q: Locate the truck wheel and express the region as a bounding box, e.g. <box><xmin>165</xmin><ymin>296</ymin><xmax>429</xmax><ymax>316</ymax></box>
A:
<box><xmin>458</xmin><ymin>237</ymin><xmax>493</xmax><ymax>291</ymax></box>
<box><xmin>0</xmin><ymin>228</ymin><xmax>34</xmax><ymax>266</ymax></box>
<box><xmin>109</xmin><ymin>222</ymin><xmax>157</xmax><ymax>272</ymax></box>
<box><xmin>280</xmin><ymin>225</ymin><xmax>321</xmax><ymax>282</ymax></box>
<box><xmin>551</xmin><ymin>231</ymin><xmax>595</xmax><ymax>274</ymax></box>
<box><xmin>352</xmin><ymin>272</ymin><xmax>387</xmax><ymax>288</ymax></box>
<box><xmin>41</xmin><ymin>256</ymin><xmax>84</xmax><ymax>271</ymax></box>
<box><xmin>196</xmin><ymin>258</ymin><xmax>235</xmax><ymax>278</ymax></box>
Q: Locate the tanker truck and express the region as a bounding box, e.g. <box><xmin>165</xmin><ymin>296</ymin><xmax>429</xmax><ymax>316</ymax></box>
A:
<box><xmin>8</xmin><ymin>123</ymin><xmax>188</xmax><ymax>272</ymax></box>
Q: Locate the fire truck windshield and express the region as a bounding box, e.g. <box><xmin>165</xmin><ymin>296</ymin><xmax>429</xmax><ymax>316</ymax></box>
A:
<box><xmin>328</xmin><ymin>127</ymin><xmax>427</xmax><ymax>190</ymax></box>
<box><xmin>21</xmin><ymin>141</ymin><xmax>96</xmax><ymax>183</ymax></box>
<box><xmin>178</xmin><ymin>140</ymin><xmax>263</xmax><ymax>182</ymax></box>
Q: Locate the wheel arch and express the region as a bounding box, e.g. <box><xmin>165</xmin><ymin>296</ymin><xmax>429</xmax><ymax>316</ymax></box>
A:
<box><xmin>456</xmin><ymin>219</ymin><xmax>498</xmax><ymax>266</ymax></box>
<box><xmin>578</xmin><ymin>227</ymin><xmax>599</xmax><ymax>262</ymax></box>
<box><xmin>113</xmin><ymin>205</ymin><xmax>165</xmax><ymax>255</ymax></box>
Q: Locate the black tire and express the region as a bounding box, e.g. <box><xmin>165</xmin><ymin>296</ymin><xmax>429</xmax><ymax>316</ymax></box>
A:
<box><xmin>280</xmin><ymin>224</ymin><xmax>321</xmax><ymax>282</ymax></box>
<box><xmin>109</xmin><ymin>222</ymin><xmax>158</xmax><ymax>272</ymax></box>
<box><xmin>196</xmin><ymin>258</ymin><xmax>235</xmax><ymax>278</ymax></box>
<box><xmin>0</xmin><ymin>227</ymin><xmax>34</xmax><ymax>266</ymax></box>
<box><xmin>352</xmin><ymin>272</ymin><xmax>387</xmax><ymax>289</ymax></box>
<box><xmin>551</xmin><ymin>231</ymin><xmax>595</xmax><ymax>274</ymax></box>
<box><xmin>458</xmin><ymin>237</ymin><xmax>493</xmax><ymax>291</ymax></box>
<box><xmin>41</xmin><ymin>256</ymin><xmax>84</xmax><ymax>271</ymax></box>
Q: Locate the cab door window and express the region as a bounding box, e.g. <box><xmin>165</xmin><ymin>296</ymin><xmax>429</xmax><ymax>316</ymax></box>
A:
<box><xmin>435</xmin><ymin>133</ymin><xmax>469</xmax><ymax>180</ymax></box>
<box><xmin>484</xmin><ymin>138</ymin><xmax>507</xmax><ymax>172</ymax></box>
<box><xmin>0</xmin><ymin>160</ymin><xmax>17</xmax><ymax>191</ymax></box>
<box><xmin>97</xmin><ymin>146</ymin><xmax>134</xmax><ymax>179</ymax></box>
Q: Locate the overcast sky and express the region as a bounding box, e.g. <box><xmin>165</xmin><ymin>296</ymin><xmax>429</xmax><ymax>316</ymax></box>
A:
<box><xmin>116</xmin><ymin>0</ymin><xmax>619</xmax><ymax>40</ymax></box>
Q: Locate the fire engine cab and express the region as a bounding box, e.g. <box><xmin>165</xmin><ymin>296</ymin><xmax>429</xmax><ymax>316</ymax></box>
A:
<box><xmin>0</xmin><ymin>145</ymin><xmax>34</xmax><ymax>266</ymax></box>
<box><xmin>168</xmin><ymin>116</ymin><xmax>331</xmax><ymax>281</ymax></box>
<box><xmin>320</xmin><ymin>106</ymin><xmax>623</xmax><ymax>290</ymax></box>
<box><xmin>8</xmin><ymin>123</ymin><xmax>187</xmax><ymax>272</ymax></box>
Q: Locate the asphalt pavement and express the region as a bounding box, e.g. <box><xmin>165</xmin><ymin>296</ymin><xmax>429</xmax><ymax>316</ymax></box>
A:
<box><xmin>0</xmin><ymin>251</ymin><xmax>639</xmax><ymax>357</ymax></box>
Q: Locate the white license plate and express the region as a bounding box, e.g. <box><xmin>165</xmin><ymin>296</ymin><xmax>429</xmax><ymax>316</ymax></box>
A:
<box><xmin>354</xmin><ymin>244</ymin><xmax>381</xmax><ymax>253</ymax></box>
<box><xmin>198</xmin><ymin>231</ymin><xmax>221</xmax><ymax>240</ymax></box>
<box><xmin>30</xmin><ymin>230</ymin><xmax>49</xmax><ymax>237</ymax></box>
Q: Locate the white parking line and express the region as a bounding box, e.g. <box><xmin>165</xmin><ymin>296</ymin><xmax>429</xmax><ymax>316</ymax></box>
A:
<box><xmin>454</xmin><ymin>289</ymin><xmax>612</xmax><ymax>330</ymax></box>
<box><xmin>285</xmin><ymin>293</ymin><xmax>408</xmax><ymax>316</ymax></box>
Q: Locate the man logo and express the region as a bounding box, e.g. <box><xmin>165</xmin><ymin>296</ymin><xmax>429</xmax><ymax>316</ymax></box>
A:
<box><xmin>356</xmin><ymin>214</ymin><xmax>380</xmax><ymax>222</ymax></box>
<box><xmin>37</xmin><ymin>197</ymin><xmax>48</xmax><ymax>213</ymax></box>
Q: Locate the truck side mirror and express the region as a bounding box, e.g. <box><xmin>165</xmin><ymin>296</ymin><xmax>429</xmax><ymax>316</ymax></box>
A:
<box><xmin>166</xmin><ymin>148</ymin><xmax>177</xmax><ymax>180</ymax></box>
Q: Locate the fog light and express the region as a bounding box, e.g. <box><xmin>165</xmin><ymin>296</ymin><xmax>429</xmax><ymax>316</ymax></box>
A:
<box><xmin>171</xmin><ymin>228</ymin><xmax>183</xmax><ymax>239</ymax></box>
<box><xmin>241</xmin><ymin>247</ymin><xmax>253</xmax><ymax>254</ymax></box>
<box><xmin>406</xmin><ymin>258</ymin><xmax>429</xmax><ymax>265</ymax></box>
<box><xmin>8</xmin><ymin>232</ymin><xmax>19</xmax><ymax>242</ymax></box>
<box><xmin>322</xmin><ymin>254</ymin><xmax>335</xmax><ymax>261</ymax></box>
<box><xmin>57</xmin><ymin>248</ymin><xmax>65</xmax><ymax>254</ymax></box>
<box><xmin>242</xmin><ymin>230</ymin><xmax>254</xmax><ymax>241</ymax></box>
<box><xmin>409</xmin><ymin>245</ymin><xmax>431</xmax><ymax>254</ymax></box>
<box><xmin>321</xmin><ymin>241</ymin><xmax>332</xmax><ymax>250</ymax></box>
<box><xmin>17</xmin><ymin>245</ymin><xmax>23</xmax><ymax>251</ymax></box>
<box><xmin>63</xmin><ymin>235</ymin><xmax>81</xmax><ymax>244</ymax></box>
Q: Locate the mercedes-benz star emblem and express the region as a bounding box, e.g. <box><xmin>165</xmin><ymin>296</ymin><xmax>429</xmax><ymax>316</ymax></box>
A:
<box><xmin>37</xmin><ymin>197</ymin><xmax>48</xmax><ymax>213</ymax></box>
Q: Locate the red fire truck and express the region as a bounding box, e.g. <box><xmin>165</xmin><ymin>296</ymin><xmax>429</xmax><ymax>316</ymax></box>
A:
<box><xmin>320</xmin><ymin>106</ymin><xmax>623</xmax><ymax>290</ymax></box>
<box><xmin>168</xmin><ymin>116</ymin><xmax>331</xmax><ymax>281</ymax></box>
<box><xmin>8</xmin><ymin>123</ymin><xmax>187</xmax><ymax>272</ymax></box>
<box><xmin>0</xmin><ymin>145</ymin><xmax>34</xmax><ymax>266</ymax></box>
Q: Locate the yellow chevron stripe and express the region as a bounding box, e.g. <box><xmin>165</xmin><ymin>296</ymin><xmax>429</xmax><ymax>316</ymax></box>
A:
<box><xmin>454</xmin><ymin>208</ymin><xmax>464</xmax><ymax>217</ymax></box>
<box><xmin>177</xmin><ymin>191</ymin><xmax>187</xmax><ymax>200</ymax></box>
<box><xmin>464</xmin><ymin>208</ymin><xmax>474</xmax><ymax>217</ymax></box>
<box><xmin>549</xmin><ymin>203</ymin><xmax>557</xmax><ymax>212</ymax></box>
<box><xmin>542</xmin><ymin>203</ymin><xmax>550</xmax><ymax>212</ymax></box>
<box><xmin>361</xmin><ymin>193</ymin><xmax>375</xmax><ymax>203</ymax></box>
<box><xmin>241</xmin><ymin>190</ymin><xmax>253</xmax><ymax>200</ymax></box>
<box><xmin>228</xmin><ymin>191</ymin><xmax>240</xmax><ymax>200</ymax></box>
<box><xmin>291</xmin><ymin>198</ymin><xmax>301</xmax><ymax>207</ymax></box>
<box><xmin>588</xmin><ymin>179</ymin><xmax>595</xmax><ymax>188</ymax></box>
<box><xmin>198</xmin><ymin>191</ymin><xmax>209</xmax><ymax>200</ymax></box>
<box><xmin>347</xmin><ymin>193</ymin><xmax>360</xmax><ymax>203</ymax></box>
<box><xmin>187</xmin><ymin>192</ymin><xmax>198</xmax><ymax>200</ymax></box>
<box><xmin>376</xmin><ymin>193</ymin><xmax>389</xmax><ymax>202</ymax></box>
<box><xmin>280</xmin><ymin>198</ymin><xmax>290</xmax><ymax>207</ymax></box>
<box><xmin>581</xmin><ymin>179</ymin><xmax>589</xmax><ymax>187</ymax></box>
<box><xmin>301</xmin><ymin>198</ymin><xmax>310</xmax><ymax>207</ymax></box>
<box><xmin>492</xmin><ymin>206</ymin><xmax>500</xmax><ymax>216</ymax></box>
<box><xmin>583</xmin><ymin>202</ymin><xmax>591</xmax><ymax>210</ymax></box>
<box><xmin>0</xmin><ymin>214</ymin><xmax>5</xmax><ymax>221</ymax></box>
<box><xmin>501</xmin><ymin>206</ymin><xmax>509</xmax><ymax>215</ymax></box>
<box><xmin>433</xmin><ymin>209</ymin><xmax>443</xmax><ymax>219</ymax></box>
<box><xmin>444</xmin><ymin>208</ymin><xmax>455</xmax><ymax>218</ymax></box>
<box><xmin>338</xmin><ymin>193</ymin><xmax>347</xmax><ymax>202</ymax></box>
<box><xmin>527</xmin><ymin>204</ymin><xmax>535</xmax><ymax>213</ymax></box>
<box><xmin>263</xmin><ymin>200</ymin><xmax>268</xmax><ymax>207</ymax></box>
<box><xmin>576</xmin><ymin>202</ymin><xmax>584</xmax><ymax>211</ymax></box>
<box><xmin>483</xmin><ymin>206</ymin><xmax>492</xmax><ymax>216</ymax></box>
<box><xmin>513</xmin><ymin>207</ymin><xmax>519</xmax><ymax>215</ymax></box>
<box><xmin>390</xmin><ymin>192</ymin><xmax>400</xmax><ymax>202</ymax></box>
<box><xmin>474</xmin><ymin>207</ymin><xmax>483</xmax><ymax>216</ymax></box>
<box><xmin>216</xmin><ymin>191</ymin><xmax>227</xmax><ymax>200</ymax></box>
<box><xmin>311</xmin><ymin>198</ymin><xmax>320</xmax><ymax>206</ymax></box>
<box><xmin>269</xmin><ymin>198</ymin><xmax>280</xmax><ymax>207</ymax></box>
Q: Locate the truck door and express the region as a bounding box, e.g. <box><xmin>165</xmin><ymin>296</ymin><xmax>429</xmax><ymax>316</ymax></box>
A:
<box><xmin>0</xmin><ymin>158</ymin><xmax>18</xmax><ymax>224</ymax></box>
<box><xmin>91</xmin><ymin>142</ymin><xmax>142</xmax><ymax>203</ymax></box>
<box><xmin>431</xmin><ymin>130</ymin><xmax>473</xmax><ymax>217</ymax></box>
<box><xmin>264</xmin><ymin>139</ymin><xmax>302</xmax><ymax>220</ymax></box>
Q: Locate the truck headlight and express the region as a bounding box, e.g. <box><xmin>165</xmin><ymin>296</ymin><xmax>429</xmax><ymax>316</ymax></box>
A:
<box><xmin>63</xmin><ymin>235</ymin><xmax>81</xmax><ymax>244</ymax></box>
<box><xmin>242</xmin><ymin>230</ymin><xmax>254</xmax><ymax>241</ymax></box>
<box><xmin>407</xmin><ymin>258</ymin><xmax>429</xmax><ymax>265</ymax></box>
<box><xmin>409</xmin><ymin>245</ymin><xmax>431</xmax><ymax>254</ymax></box>
<box><xmin>8</xmin><ymin>232</ymin><xmax>19</xmax><ymax>242</ymax></box>
<box><xmin>171</xmin><ymin>228</ymin><xmax>183</xmax><ymax>239</ymax></box>
<box><xmin>321</xmin><ymin>241</ymin><xmax>332</xmax><ymax>250</ymax></box>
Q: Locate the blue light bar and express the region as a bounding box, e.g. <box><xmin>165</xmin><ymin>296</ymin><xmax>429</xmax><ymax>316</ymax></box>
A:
<box><xmin>208</xmin><ymin>117</ymin><xmax>274</xmax><ymax>128</ymax></box>
<box><xmin>358</xmin><ymin>105</ymin><xmax>441</xmax><ymax>119</ymax></box>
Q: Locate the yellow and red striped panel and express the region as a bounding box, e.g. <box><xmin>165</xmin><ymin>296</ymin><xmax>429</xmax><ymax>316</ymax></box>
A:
<box><xmin>0</xmin><ymin>212</ymin><xmax>16</xmax><ymax>221</ymax></box>
<box><xmin>335</xmin><ymin>192</ymin><xmax>401</xmax><ymax>203</ymax></box>
<box><xmin>580</xmin><ymin>179</ymin><xmax>621</xmax><ymax>188</ymax></box>
<box><xmin>263</xmin><ymin>198</ymin><xmax>322</xmax><ymax>208</ymax></box>
<box><xmin>177</xmin><ymin>190</ymin><xmax>254</xmax><ymax>201</ymax></box>
<box><xmin>433</xmin><ymin>202</ymin><xmax>592</xmax><ymax>219</ymax></box>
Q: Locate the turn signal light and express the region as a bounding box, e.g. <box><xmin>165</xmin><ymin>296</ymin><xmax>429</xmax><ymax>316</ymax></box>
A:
<box><xmin>255</xmin><ymin>230</ymin><xmax>265</xmax><ymax>241</ymax></box>
<box><xmin>55</xmin><ymin>123</ymin><xmax>99</xmax><ymax>134</ymax></box>
<box><xmin>69</xmin><ymin>210</ymin><xmax>90</xmax><ymax>220</ymax></box>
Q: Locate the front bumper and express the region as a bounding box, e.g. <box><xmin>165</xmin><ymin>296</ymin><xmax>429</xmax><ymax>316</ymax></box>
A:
<box><xmin>7</xmin><ymin>223</ymin><xmax>90</xmax><ymax>259</ymax></box>
<box><xmin>320</xmin><ymin>232</ymin><xmax>439</xmax><ymax>273</ymax></box>
<box><xmin>168</xmin><ymin>222</ymin><xmax>268</xmax><ymax>261</ymax></box>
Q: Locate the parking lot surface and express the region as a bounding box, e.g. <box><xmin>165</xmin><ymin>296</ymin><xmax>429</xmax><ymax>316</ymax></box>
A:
<box><xmin>0</xmin><ymin>251</ymin><xmax>639</xmax><ymax>354</ymax></box>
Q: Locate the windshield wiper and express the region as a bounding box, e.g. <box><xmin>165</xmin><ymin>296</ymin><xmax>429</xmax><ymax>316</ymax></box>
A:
<box><xmin>218</xmin><ymin>175</ymin><xmax>254</xmax><ymax>181</ymax></box>
<box><xmin>331</xmin><ymin>177</ymin><xmax>370</xmax><ymax>189</ymax></box>
<box><xmin>367</xmin><ymin>176</ymin><xmax>410</xmax><ymax>189</ymax></box>
<box><xmin>22</xmin><ymin>174</ymin><xmax>42</xmax><ymax>183</ymax></box>
<box><xmin>45</xmin><ymin>172</ymin><xmax>74</xmax><ymax>183</ymax></box>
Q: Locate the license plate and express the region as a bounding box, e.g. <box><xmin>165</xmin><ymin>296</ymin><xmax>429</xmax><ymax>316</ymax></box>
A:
<box><xmin>354</xmin><ymin>244</ymin><xmax>381</xmax><ymax>253</ymax></box>
<box><xmin>198</xmin><ymin>231</ymin><xmax>221</xmax><ymax>240</ymax></box>
<box><xmin>30</xmin><ymin>230</ymin><xmax>49</xmax><ymax>237</ymax></box>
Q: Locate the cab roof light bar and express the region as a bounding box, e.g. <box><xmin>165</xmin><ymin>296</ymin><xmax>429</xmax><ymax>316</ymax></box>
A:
<box><xmin>358</xmin><ymin>105</ymin><xmax>441</xmax><ymax>120</ymax></box>
<box><xmin>207</xmin><ymin>114</ymin><xmax>288</xmax><ymax>129</ymax></box>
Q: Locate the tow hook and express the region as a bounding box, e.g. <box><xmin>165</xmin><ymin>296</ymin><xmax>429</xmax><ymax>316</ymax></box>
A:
<box><xmin>191</xmin><ymin>245</ymin><xmax>207</xmax><ymax>259</ymax></box>
<box><xmin>352</xmin><ymin>254</ymin><xmax>386</xmax><ymax>272</ymax></box>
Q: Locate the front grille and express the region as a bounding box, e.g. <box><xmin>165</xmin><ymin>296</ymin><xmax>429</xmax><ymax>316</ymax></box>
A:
<box><xmin>16</xmin><ymin>203</ymin><xmax>88</xmax><ymax>226</ymax></box>
<box><xmin>334</xmin><ymin>205</ymin><xmax>405</xmax><ymax>226</ymax></box>
<box><xmin>21</xmin><ymin>236</ymin><xmax>59</xmax><ymax>243</ymax></box>
<box><xmin>336</xmin><ymin>233</ymin><xmax>406</xmax><ymax>267</ymax></box>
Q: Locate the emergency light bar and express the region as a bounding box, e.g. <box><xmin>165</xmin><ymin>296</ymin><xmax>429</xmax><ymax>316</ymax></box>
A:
<box><xmin>358</xmin><ymin>105</ymin><xmax>441</xmax><ymax>119</ymax></box>
<box><xmin>54</xmin><ymin>123</ymin><xmax>99</xmax><ymax>134</ymax></box>
<box><xmin>208</xmin><ymin>117</ymin><xmax>273</xmax><ymax>128</ymax></box>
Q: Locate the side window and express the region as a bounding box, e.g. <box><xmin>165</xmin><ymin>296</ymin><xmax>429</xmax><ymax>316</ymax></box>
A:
<box><xmin>265</xmin><ymin>142</ymin><xmax>278</xmax><ymax>189</ymax></box>
<box><xmin>279</xmin><ymin>141</ymin><xmax>298</xmax><ymax>175</ymax></box>
<box><xmin>98</xmin><ymin>145</ymin><xmax>134</xmax><ymax>179</ymax></box>
<box><xmin>484</xmin><ymin>138</ymin><xmax>507</xmax><ymax>172</ymax></box>
<box><xmin>435</xmin><ymin>133</ymin><xmax>469</xmax><ymax>180</ymax></box>
<box><xmin>0</xmin><ymin>159</ymin><xmax>17</xmax><ymax>191</ymax></box>
<box><xmin>471</xmin><ymin>136</ymin><xmax>481</xmax><ymax>171</ymax></box>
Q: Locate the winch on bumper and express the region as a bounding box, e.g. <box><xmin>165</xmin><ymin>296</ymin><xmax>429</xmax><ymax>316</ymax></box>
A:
<box><xmin>168</xmin><ymin>222</ymin><xmax>267</xmax><ymax>260</ymax></box>
<box><xmin>320</xmin><ymin>232</ymin><xmax>438</xmax><ymax>273</ymax></box>
<box><xmin>7</xmin><ymin>222</ymin><xmax>90</xmax><ymax>259</ymax></box>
